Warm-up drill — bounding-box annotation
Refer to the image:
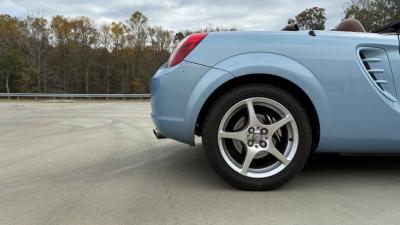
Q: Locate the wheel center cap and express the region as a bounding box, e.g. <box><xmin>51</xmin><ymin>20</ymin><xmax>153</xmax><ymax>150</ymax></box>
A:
<box><xmin>252</xmin><ymin>133</ymin><xmax>262</xmax><ymax>143</ymax></box>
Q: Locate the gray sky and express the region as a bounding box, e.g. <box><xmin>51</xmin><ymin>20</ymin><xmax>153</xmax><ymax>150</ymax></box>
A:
<box><xmin>1</xmin><ymin>0</ymin><xmax>348</xmax><ymax>31</ymax></box>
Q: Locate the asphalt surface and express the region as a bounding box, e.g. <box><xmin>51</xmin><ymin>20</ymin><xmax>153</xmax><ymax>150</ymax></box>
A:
<box><xmin>1</xmin><ymin>101</ymin><xmax>400</xmax><ymax>225</ymax></box>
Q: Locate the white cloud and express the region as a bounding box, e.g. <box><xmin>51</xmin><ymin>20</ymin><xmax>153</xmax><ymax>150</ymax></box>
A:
<box><xmin>0</xmin><ymin>0</ymin><xmax>348</xmax><ymax>31</ymax></box>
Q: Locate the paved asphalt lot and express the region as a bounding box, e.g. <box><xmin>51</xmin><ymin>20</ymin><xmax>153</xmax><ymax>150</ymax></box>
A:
<box><xmin>1</xmin><ymin>101</ymin><xmax>400</xmax><ymax>225</ymax></box>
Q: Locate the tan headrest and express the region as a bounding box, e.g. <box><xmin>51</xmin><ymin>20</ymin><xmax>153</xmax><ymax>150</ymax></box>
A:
<box><xmin>336</xmin><ymin>18</ymin><xmax>366</xmax><ymax>32</ymax></box>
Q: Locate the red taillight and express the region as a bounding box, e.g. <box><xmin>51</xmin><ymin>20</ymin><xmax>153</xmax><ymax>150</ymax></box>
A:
<box><xmin>168</xmin><ymin>33</ymin><xmax>207</xmax><ymax>67</ymax></box>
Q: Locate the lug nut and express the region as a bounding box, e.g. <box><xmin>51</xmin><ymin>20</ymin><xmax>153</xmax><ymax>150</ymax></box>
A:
<box><xmin>248</xmin><ymin>127</ymin><xmax>255</xmax><ymax>133</ymax></box>
<box><xmin>247</xmin><ymin>140</ymin><xmax>254</xmax><ymax>147</ymax></box>
<box><xmin>261</xmin><ymin>128</ymin><xmax>268</xmax><ymax>134</ymax></box>
<box><xmin>260</xmin><ymin>141</ymin><xmax>267</xmax><ymax>148</ymax></box>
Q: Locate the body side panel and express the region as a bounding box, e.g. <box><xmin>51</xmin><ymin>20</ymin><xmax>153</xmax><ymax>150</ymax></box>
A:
<box><xmin>187</xmin><ymin>32</ymin><xmax>400</xmax><ymax>152</ymax></box>
<box><xmin>153</xmin><ymin>31</ymin><xmax>400</xmax><ymax>152</ymax></box>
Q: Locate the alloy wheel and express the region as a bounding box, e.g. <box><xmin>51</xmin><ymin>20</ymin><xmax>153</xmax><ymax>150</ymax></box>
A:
<box><xmin>217</xmin><ymin>97</ymin><xmax>299</xmax><ymax>178</ymax></box>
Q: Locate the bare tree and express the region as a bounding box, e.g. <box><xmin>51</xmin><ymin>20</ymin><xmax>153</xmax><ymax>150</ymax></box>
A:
<box><xmin>26</xmin><ymin>16</ymin><xmax>50</xmax><ymax>92</ymax></box>
<box><xmin>100</xmin><ymin>24</ymin><xmax>111</xmax><ymax>93</ymax></box>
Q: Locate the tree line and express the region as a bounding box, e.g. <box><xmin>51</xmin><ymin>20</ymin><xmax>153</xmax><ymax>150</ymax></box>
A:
<box><xmin>0</xmin><ymin>11</ymin><xmax>236</xmax><ymax>94</ymax></box>
<box><xmin>1</xmin><ymin>0</ymin><xmax>400</xmax><ymax>94</ymax></box>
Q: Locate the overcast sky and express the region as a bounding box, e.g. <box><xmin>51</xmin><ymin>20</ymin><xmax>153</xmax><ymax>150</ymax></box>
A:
<box><xmin>1</xmin><ymin>0</ymin><xmax>348</xmax><ymax>31</ymax></box>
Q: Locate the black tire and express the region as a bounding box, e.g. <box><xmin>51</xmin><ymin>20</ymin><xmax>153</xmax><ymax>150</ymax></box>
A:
<box><xmin>202</xmin><ymin>83</ymin><xmax>313</xmax><ymax>190</ymax></box>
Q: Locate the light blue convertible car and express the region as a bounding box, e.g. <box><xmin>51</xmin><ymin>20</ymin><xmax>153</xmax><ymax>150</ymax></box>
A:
<box><xmin>151</xmin><ymin>20</ymin><xmax>400</xmax><ymax>190</ymax></box>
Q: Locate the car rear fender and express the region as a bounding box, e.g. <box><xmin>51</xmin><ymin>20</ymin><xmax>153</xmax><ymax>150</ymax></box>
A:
<box><xmin>184</xmin><ymin>67</ymin><xmax>234</xmax><ymax>145</ymax></box>
<box><xmin>185</xmin><ymin>53</ymin><xmax>332</xmax><ymax>150</ymax></box>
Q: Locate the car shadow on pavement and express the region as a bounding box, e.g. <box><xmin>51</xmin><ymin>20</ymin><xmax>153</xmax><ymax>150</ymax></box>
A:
<box><xmin>283</xmin><ymin>154</ymin><xmax>400</xmax><ymax>190</ymax></box>
<box><xmin>308</xmin><ymin>153</ymin><xmax>400</xmax><ymax>171</ymax></box>
<box><xmin>146</xmin><ymin>144</ymin><xmax>400</xmax><ymax>191</ymax></box>
<box><xmin>155</xmin><ymin>146</ymin><xmax>400</xmax><ymax>191</ymax></box>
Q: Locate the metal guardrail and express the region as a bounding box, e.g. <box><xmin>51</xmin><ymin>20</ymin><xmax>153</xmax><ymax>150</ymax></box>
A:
<box><xmin>0</xmin><ymin>93</ymin><xmax>151</xmax><ymax>100</ymax></box>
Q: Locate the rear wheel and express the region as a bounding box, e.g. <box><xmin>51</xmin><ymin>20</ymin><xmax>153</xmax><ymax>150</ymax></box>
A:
<box><xmin>202</xmin><ymin>84</ymin><xmax>312</xmax><ymax>190</ymax></box>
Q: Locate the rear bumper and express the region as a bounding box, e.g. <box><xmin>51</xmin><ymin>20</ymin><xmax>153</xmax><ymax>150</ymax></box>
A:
<box><xmin>151</xmin><ymin>61</ymin><xmax>211</xmax><ymax>145</ymax></box>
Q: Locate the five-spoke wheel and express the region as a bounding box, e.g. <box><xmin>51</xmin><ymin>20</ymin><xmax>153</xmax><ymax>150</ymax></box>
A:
<box><xmin>218</xmin><ymin>97</ymin><xmax>298</xmax><ymax>178</ymax></box>
<box><xmin>202</xmin><ymin>84</ymin><xmax>312</xmax><ymax>190</ymax></box>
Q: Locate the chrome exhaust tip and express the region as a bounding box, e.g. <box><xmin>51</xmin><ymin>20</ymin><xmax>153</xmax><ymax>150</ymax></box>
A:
<box><xmin>153</xmin><ymin>128</ymin><xmax>167</xmax><ymax>139</ymax></box>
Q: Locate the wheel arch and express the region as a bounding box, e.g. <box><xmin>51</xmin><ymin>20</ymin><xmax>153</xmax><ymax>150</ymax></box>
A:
<box><xmin>195</xmin><ymin>74</ymin><xmax>321</xmax><ymax>151</ymax></box>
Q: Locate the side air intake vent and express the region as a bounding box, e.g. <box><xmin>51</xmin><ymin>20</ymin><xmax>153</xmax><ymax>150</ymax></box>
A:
<box><xmin>358</xmin><ymin>47</ymin><xmax>397</xmax><ymax>101</ymax></box>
